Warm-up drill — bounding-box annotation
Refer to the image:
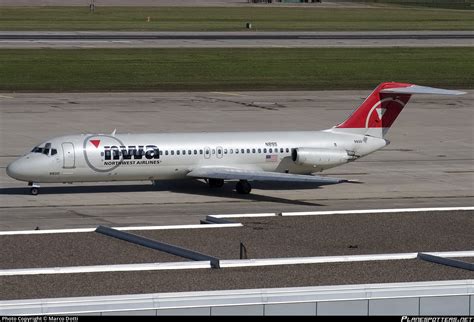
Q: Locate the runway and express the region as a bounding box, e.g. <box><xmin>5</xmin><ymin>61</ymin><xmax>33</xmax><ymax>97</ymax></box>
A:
<box><xmin>1</xmin><ymin>209</ymin><xmax>473</xmax><ymax>300</ymax></box>
<box><xmin>1</xmin><ymin>31</ymin><xmax>473</xmax><ymax>48</ymax></box>
<box><xmin>0</xmin><ymin>90</ymin><xmax>473</xmax><ymax>231</ymax></box>
<box><xmin>4</xmin><ymin>211</ymin><xmax>472</xmax><ymax>270</ymax></box>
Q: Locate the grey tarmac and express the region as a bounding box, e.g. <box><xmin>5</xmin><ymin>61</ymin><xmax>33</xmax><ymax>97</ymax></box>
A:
<box><xmin>1</xmin><ymin>259</ymin><xmax>473</xmax><ymax>300</ymax></box>
<box><xmin>1</xmin><ymin>211</ymin><xmax>472</xmax><ymax>269</ymax></box>
<box><xmin>0</xmin><ymin>231</ymin><xmax>184</xmax><ymax>269</ymax></box>
<box><xmin>0</xmin><ymin>90</ymin><xmax>473</xmax><ymax>230</ymax></box>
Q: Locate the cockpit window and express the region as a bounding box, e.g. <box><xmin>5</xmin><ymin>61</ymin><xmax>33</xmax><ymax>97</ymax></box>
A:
<box><xmin>44</xmin><ymin>143</ymin><xmax>51</xmax><ymax>155</ymax></box>
<box><xmin>31</xmin><ymin>147</ymin><xmax>45</xmax><ymax>153</ymax></box>
<box><xmin>31</xmin><ymin>143</ymin><xmax>56</xmax><ymax>156</ymax></box>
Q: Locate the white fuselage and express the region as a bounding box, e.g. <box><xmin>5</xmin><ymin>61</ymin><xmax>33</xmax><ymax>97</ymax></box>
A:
<box><xmin>7</xmin><ymin>129</ymin><xmax>387</xmax><ymax>184</ymax></box>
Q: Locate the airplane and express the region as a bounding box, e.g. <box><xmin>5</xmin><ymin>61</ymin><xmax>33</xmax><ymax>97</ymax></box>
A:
<box><xmin>6</xmin><ymin>82</ymin><xmax>465</xmax><ymax>196</ymax></box>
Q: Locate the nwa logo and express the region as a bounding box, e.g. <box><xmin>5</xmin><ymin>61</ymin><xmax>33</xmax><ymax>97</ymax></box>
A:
<box><xmin>104</xmin><ymin>145</ymin><xmax>160</xmax><ymax>161</ymax></box>
<box><xmin>365</xmin><ymin>98</ymin><xmax>405</xmax><ymax>129</ymax></box>
<box><xmin>376</xmin><ymin>107</ymin><xmax>387</xmax><ymax>120</ymax></box>
<box><xmin>83</xmin><ymin>135</ymin><xmax>160</xmax><ymax>173</ymax></box>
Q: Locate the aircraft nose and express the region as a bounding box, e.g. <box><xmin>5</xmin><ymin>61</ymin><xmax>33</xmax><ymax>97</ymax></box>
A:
<box><xmin>7</xmin><ymin>160</ymin><xmax>21</xmax><ymax>180</ymax></box>
<box><xmin>6</xmin><ymin>158</ymin><xmax>31</xmax><ymax>181</ymax></box>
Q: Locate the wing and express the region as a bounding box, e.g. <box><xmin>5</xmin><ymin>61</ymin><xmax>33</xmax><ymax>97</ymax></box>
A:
<box><xmin>187</xmin><ymin>167</ymin><xmax>349</xmax><ymax>186</ymax></box>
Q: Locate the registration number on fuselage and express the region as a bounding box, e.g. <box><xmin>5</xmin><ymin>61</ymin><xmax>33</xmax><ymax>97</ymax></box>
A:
<box><xmin>265</xmin><ymin>142</ymin><xmax>278</xmax><ymax>147</ymax></box>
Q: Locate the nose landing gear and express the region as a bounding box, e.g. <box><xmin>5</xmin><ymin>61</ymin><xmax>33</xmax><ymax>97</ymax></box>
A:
<box><xmin>28</xmin><ymin>182</ymin><xmax>40</xmax><ymax>195</ymax></box>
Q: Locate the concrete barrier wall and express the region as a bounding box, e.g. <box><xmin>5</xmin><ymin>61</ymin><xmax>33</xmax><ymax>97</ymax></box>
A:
<box><xmin>3</xmin><ymin>280</ymin><xmax>473</xmax><ymax>316</ymax></box>
<box><xmin>92</xmin><ymin>295</ymin><xmax>473</xmax><ymax>316</ymax></box>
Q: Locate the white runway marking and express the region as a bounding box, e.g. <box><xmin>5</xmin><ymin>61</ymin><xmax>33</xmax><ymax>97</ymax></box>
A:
<box><xmin>0</xmin><ymin>261</ymin><xmax>211</xmax><ymax>276</ymax></box>
<box><xmin>211</xmin><ymin>206</ymin><xmax>474</xmax><ymax>218</ymax></box>
<box><xmin>220</xmin><ymin>250</ymin><xmax>474</xmax><ymax>268</ymax></box>
<box><xmin>0</xmin><ymin>223</ymin><xmax>242</xmax><ymax>236</ymax></box>
<box><xmin>2</xmin><ymin>250</ymin><xmax>472</xmax><ymax>276</ymax></box>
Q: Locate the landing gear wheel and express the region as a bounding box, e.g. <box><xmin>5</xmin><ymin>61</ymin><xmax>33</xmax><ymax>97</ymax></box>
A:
<box><xmin>208</xmin><ymin>178</ymin><xmax>224</xmax><ymax>188</ymax></box>
<box><xmin>30</xmin><ymin>187</ymin><xmax>39</xmax><ymax>195</ymax></box>
<box><xmin>236</xmin><ymin>180</ymin><xmax>252</xmax><ymax>194</ymax></box>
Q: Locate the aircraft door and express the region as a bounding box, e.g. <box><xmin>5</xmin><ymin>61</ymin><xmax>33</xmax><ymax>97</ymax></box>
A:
<box><xmin>62</xmin><ymin>142</ymin><xmax>75</xmax><ymax>168</ymax></box>
<box><xmin>204</xmin><ymin>147</ymin><xmax>211</xmax><ymax>159</ymax></box>
<box><xmin>216</xmin><ymin>146</ymin><xmax>223</xmax><ymax>159</ymax></box>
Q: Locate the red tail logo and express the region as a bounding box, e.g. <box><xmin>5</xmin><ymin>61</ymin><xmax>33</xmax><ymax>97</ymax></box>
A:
<box><xmin>336</xmin><ymin>82</ymin><xmax>412</xmax><ymax>129</ymax></box>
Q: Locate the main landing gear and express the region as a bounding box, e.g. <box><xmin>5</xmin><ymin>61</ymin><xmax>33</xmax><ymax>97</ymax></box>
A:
<box><xmin>235</xmin><ymin>180</ymin><xmax>252</xmax><ymax>194</ymax></box>
<box><xmin>207</xmin><ymin>179</ymin><xmax>252</xmax><ymax>194</ymax></box>
<box><xmin>28</xmin><ymin>182</ymin><xmax>40</xmax><ymax>195</ymax></box>
<box><xmin>208</xmin><ymin>178</ymin><xmax>225</xmax><ymax>188</ymax></box>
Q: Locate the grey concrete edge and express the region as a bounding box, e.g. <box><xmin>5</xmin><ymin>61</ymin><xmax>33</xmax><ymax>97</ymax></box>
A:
<box><xmin>1</xmin><ymin>31</ymin><xmax>473</xmax><ymax>37</ymax></box>
<box><xmin>1</xmin><ymin>279</ymin><xmax>472</xmax><ymax>316</ymax></box>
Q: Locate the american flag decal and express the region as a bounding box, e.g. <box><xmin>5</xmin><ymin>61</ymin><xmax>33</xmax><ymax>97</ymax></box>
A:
<box><xmin>265</xmin><ymin>154</ymin><xmax>278</xmax><ymax>162</ymax></box>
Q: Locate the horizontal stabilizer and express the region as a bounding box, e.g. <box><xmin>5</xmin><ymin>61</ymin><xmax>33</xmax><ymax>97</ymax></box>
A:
<box><xmin>380</xmin><ymin>85</ymin><xmax>465</xmax><ymax>96</ymax></box>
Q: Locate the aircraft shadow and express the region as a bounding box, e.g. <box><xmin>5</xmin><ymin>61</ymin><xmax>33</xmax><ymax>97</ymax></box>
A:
<box><xmin>0</xmin><ymin>180</ymin><xmax>325</xmax><ymax>207</ymax></box>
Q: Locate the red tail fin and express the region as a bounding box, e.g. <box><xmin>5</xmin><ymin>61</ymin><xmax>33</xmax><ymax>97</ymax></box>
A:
<box><xmin>331</xmin><ymin>82</ymin><xmax>464</xmax><ymax>138</ymax></box>
<box><xmin>336</xmin><ymin>82</ymin><xmax>412</xmax><ymax>135</ymax></box>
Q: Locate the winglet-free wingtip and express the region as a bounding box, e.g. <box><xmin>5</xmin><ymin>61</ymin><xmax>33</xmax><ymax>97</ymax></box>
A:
<box><xmin>343</xmin><ymin>179</ymin><xmax>363</xmax><ymax>184</ymax></box>
<box><xmin>111</xmin><ymin>129</ymin><xmax>117</xmax><ymax>136</ymax></box>
<box><xmin>380</xmin><ymin>85</ymin><xmax>466</xmax><ymax>96</ymax></box>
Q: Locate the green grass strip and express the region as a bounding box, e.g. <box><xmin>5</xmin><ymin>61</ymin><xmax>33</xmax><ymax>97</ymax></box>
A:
<box><xmin>0</xmin><ymin>48</ymin><xmax>472</xmax><ymax>91</ymax></box>
<box><xmin>0</xmin><ymin>6</ymin><xmax>473</xmax><ymax>31</ymax></box>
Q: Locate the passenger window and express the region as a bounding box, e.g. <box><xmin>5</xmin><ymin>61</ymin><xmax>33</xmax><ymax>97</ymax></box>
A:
<box><xmin>252</xmin><ymin>148</ymin><xmax>256</xmax><ymax>153</ymax></box>
<box><xmin>235</xmin><ymin>149</ymin><xmax>239</xmax><ymax>154</ymax></box>
<box><xmin>280</xmin><ymin>148</ymin><xmax>284</xmax><ymax>153</ymax></box>
<box><xmin>224</xmin><ymin>149</ymin><xmax>228</xmax><ymax>154</ymax></box>
<box><xmin>269</xmin><ymin>148</ymin><xmax>272</xmax><ymax>153</ymax></box>
<box><xmin>177</xmin><ymin>151</ymin><xmax>180</xmax><ymax>155</ymax></box>
<box><xmin>286</xmin><ymin>148</ymin><xmax>289</xmax><ymax>153</ymax></box>
<box><xmin>182</xmin><ymin>150</ymin><xmax>186</xmax><ymax>155</ymax></box>
<box><xmin>188</xmin><ymin>150</ymin><xmax>192</xmax><ymax>155</ymax></box>
<box><xmin>263</xmin><ymin>148</ymin><xmax>267</xmax><ymax>153</ymax></box>
<box><xmin>165</xmin><ymin>151</ymin><xmax>169</xmax><ymax>155</ymax></box>
<box><xmin>230</xmin><ymin>149</ymin><xmax>233</xmax><ymax>154</ymax></box>
<box><xmin>199</xmin><ymin>150</ymin><xmax>203</xmax><ymax>155</ymax></box>
<box><xmin>159</xmin><ymin>150</ymin><xmax>163</xmax><ymax>156</ymax></box>
<box><xmin>246</xmin><ymin>149</ymin><xmax>250</xmax><ymax>153</ymax></box>
<box><xmin>171</xmin><ymin>150</ymin><xmax>174</xmax><ymax>155</ymax></box>
<box><xmin>194</xmin><ymin>150</ymin><xmax>197</xmax><ymax>155</ymax></box>
<box><xmin>258</xmin><ymin>148</ymin><xmax>261</xmax><ymax>153</ymax></box>
<box><xmin>212</xmin><ymin>149</ymin><xmax>215</xmax><ymax>154</ymax></box>
<box><xmin>241</xmin><ymin>149</ymin><xmax>244</xmax><ymax>154</ymax></box>
<box><xmin>217</xmin><ymin>149</ymin><xmax>222</xmax><ymax>154</ymax></box>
